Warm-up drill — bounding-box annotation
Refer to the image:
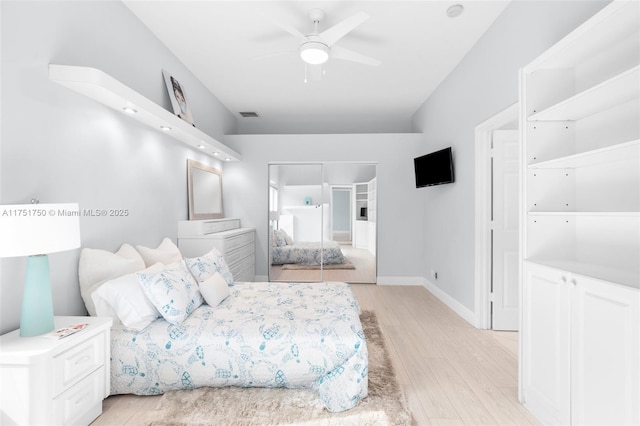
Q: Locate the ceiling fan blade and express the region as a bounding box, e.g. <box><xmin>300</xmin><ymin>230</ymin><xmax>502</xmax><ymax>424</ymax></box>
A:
<box><xmin>319</xmin><ymin>11</ymin><xmax>370</xmax><ymax>46</ymax></box>
<box><xmin>271</xmin><ymin>19</ymin><xmax>307</xmax><ymax>43</ymax></box>
<box><xmin>331</xmin><ymin>45</ymin><xmax>381</xmax><ymax>67</ymax></box>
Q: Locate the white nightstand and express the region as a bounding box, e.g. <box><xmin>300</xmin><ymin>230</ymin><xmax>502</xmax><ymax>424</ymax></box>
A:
<box><xmin>0</xmin><ymin>316</ymin><xmax>112</xmax><ymax>425</ymax></box>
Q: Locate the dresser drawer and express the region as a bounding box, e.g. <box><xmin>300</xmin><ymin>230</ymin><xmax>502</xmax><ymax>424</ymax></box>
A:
<box><xmin>178</xmin><ymin>219</ymin><xmax>240</xmax><ymax>236</ymax></box>
<box><xmin>53</xmin><ymin>333</ymin><xmax>105</xmax><ymax>396</ymax></box>
<box><xmin>229</xmin><ymin>253</ymin><xmax>255</xmax><ymax>281</ymax></box>
<box><xmin>224</xmin><ymin>242</ymin><xmax>254</xmax><ymax>267</ymax></box>
<box><xmin>202</xmin><ymin>219</ymin><xmax>240</xmax><ymax>234</ymax></box>
<box><xmin>53</xmin><ymin>367</ymin><xmax>105</xmax><ymax>426</ymax></box>
<box><xmin>224</xmin><ymin>231</ymin><xmax>254</xmax><ymax>252</ymax></box>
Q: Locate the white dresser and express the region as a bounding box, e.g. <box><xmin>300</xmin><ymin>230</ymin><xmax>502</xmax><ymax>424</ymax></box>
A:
<box><xmin>0</xmin><ymin>316</ymin><xmax>112</xmax><ymax>426</ymax></box>
<box><xmin>178</xmin><ymin>218</ymin><xmax>255</xmax><ymax>282</ymax></box>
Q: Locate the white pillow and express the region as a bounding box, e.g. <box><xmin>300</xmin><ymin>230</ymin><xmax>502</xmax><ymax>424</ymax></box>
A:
<box><xmin>136</xmin><ymin>237</ymin><xmax>182</xmax><ymax>267</ymax></box>
<box><xmin>79</xmin><ymin>244</ymin><xmax>146</xmax><ymax>316</ymax></box>
<box><xmin>184</xmin><ymin>247</ymin><xmax>234</xmax><ymax>285</ymax></box>
<box><xmin>282</xmin><ymin>229</ymin><xmax>293</xmax><ymax>245</ymax></box>
<box><xmin>137</xmin><ymin>260</ymin><xmax>204</xmax><ymax>325</ymax></box>
<box><xmin>273</xmin><ymin>229</ymin><xmax>288</xmax><ymax>247</ymax></box>
<box><xmin>91</xmin><ymin>263</ymin><xmax>163</xmax><ymax>331</ymax></box>
<box><xmin>199</xmin><ymin>272</ymin><xmax>230</xmax><ymax>307</ymax></box>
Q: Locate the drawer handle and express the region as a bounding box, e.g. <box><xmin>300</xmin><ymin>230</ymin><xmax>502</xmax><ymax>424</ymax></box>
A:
<box><xmin>75</xmin><ymin>355</ymin><xmax>91</xmax><ymax>365</ymax></box>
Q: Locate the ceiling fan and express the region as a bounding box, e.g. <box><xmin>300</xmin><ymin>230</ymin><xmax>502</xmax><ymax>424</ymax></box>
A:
<box><xmin>272</xmin><ymin>8</ymin><xmax>381</xmax><ymax>81</ymax></box>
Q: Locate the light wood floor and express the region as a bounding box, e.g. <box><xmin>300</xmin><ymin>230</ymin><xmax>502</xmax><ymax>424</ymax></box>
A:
<box><xmin>351</xmin><ymin>285</ymin><xmax>538</xmax><ymax>425</ymax></box>
<box><xmin>269</xmin><ymin>244</ymin><xmax>377</xmax><ymax>283</ymax></box>
<box><xmin>92</xmin><ymin>284</ymin><xmax>538</xmax><ymax>425</ymax></box>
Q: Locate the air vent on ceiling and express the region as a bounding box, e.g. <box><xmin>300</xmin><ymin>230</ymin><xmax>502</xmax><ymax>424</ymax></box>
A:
<box><xmin>239</xmin><ymin>111</ymin><xmax>259</xmax><ymax>118</ymax></box>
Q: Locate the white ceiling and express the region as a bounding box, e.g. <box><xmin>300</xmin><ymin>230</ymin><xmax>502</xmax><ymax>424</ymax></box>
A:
<box><xmin>123</xmin><ymin>1</ymin><xmax>510</xmax><ymax>133</ymax></box>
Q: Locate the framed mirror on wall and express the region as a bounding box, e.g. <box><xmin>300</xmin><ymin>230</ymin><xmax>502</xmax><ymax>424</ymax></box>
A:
<box><xmin>268</xmin><ymin>162</ymin><xmax>377</xmax><ymax>284</ymax></box>
<box><xmin>187</xmin><ymin>159</ymin><xmax>223</xmax><ymax>220</ymax></box>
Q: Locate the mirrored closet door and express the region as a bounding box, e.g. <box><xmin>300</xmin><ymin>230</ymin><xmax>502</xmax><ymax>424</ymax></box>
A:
<box><xmin>268</xmin><ymin>162</ymin><xmax>377</xmax><ymax>284</ymax></box>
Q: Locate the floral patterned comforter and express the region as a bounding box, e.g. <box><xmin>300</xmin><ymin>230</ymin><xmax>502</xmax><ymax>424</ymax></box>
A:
<box><xmin>271</xmin><ymin>241</ymin><xmax>346</xmax><ymax>265</ymax></box>
<box><xmin>110</xmin><ymin>281</ymin><xmax>368</xmax><ymax>412</ymax></box>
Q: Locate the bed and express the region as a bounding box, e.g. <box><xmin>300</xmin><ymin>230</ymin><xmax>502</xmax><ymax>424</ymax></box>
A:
<box><xmin>79</xmin><ymin>239</ymin><xmax>367</xmax><ymax>413</ymax></box>
<box><xmin>271</xmin><ymin>229</ymin><xmax>346</xmax><ymax>265</ymax></box>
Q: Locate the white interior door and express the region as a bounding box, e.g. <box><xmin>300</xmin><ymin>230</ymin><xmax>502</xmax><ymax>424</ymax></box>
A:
<box><xmin>492</xmin><ymin>130</ymin><xmax>520</xmax><ymax>330</ymax></box>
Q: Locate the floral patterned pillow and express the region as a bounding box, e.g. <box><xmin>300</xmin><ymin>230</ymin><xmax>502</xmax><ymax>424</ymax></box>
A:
<box><xmin>137</xmin><ymin>260</ymin><xmax>204</xmax><ymax>324</ymax></box>
<box><xmin>184</xmin><ymin>248</ymin><xmax>234</xmax><ymax>286</ymax></box>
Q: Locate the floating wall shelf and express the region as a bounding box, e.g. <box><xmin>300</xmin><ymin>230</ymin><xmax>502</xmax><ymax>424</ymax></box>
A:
<box><xmin>49</xmin><ymin>65</ymin><xmax>241</xmax><ymax>161</ymax></box>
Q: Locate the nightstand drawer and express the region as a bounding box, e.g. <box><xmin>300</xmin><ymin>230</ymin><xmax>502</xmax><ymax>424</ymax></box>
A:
<box><xmin>53</xmin><ymin>366</ymin><xmax>105</xmax><ymax>426</ymax></box>
<box><xmin>53</xmin><ymin>334</ymin><xmax>105</xmax><ymax>396</ymax></box>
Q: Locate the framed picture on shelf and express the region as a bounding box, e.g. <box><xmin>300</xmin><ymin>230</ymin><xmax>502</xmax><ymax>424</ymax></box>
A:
<box><xmin>162</xmin><ymin>69</ymin><xmax>195</xmax><ymax>127</ymax></box>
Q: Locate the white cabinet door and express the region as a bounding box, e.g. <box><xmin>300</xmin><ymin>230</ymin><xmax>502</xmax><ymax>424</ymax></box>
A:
<box><xmin>521</xmin><ymin>262</ymin><xmax>571</xmax><ymax>425</ymax></box>
<box><xmin>354</xmin><ymin>220</ymin><xmax>368</xmax><ymax>249</ymax></box>
<box><xmin>571</xmin><ymin>276</ymin><xmax>640</xmax><ymax>426</ymax></box>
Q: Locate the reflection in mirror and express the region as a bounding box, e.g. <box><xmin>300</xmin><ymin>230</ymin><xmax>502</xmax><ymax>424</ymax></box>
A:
<box><xmin>187</xmin><ymin>159</ymin><xmax>223</xmax><ymax>220</ymax></box>
<box><xmin>268</xmin><ymin>162</ymin><xmax>377</xmax><ymax>284</ymax></box>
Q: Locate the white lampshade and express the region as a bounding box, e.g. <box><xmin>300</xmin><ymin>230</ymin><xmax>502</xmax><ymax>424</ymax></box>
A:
<box><xmin>0</xmin><ymin>203</ymin><xmax>81</xmax><ymax>257</ymax></box>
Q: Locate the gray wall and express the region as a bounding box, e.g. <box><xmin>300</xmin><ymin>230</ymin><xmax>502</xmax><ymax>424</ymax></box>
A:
<box><xmin>224</xmin><ymin>133</ymin><xmax>425</xmax><ymax>279</ymax></box>
<box><xmin>0</xmin><ymin>1</ymin><xmax>236</xmax><ymax>334</ymax></box>
<box><xmin>411</xmin><ymin>0</ymin><xmax>610</xmax><ymax>312</ymax></box>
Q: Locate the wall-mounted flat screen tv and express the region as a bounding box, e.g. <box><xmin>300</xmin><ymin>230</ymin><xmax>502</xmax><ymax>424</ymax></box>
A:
<box><xmin>414</xmin><ymin>147</ymin><xmax>454</xmax><ymax>188</ymax></box>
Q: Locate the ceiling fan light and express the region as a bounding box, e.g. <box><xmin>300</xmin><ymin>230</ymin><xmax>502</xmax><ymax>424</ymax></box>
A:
<box><xmin>300</xmin><ymin>41</ymin><xmax>329</xmax><ymax>65</ymax></box>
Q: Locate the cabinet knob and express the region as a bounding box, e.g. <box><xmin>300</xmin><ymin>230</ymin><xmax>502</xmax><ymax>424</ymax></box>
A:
<box><xmin>570</xmin><ymin>278</ymin><xmax>577</xmax><ymax>287</ymax></box>
<box><xmin>561</xmin><ymin>276</ymin><xmax>567</xmax><ymax>284</ymax></box>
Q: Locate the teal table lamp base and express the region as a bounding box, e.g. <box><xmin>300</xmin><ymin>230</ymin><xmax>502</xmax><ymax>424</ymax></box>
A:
<box><xmin>20</xmin><ymin>254</ymin><xmax>55</xmax><ymax>337</ymax></box>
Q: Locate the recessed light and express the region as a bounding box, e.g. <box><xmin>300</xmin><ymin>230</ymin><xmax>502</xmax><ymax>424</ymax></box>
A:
<box><xmin>198</xmin><ymin>144</ymin><xmax>205</xmax><ymax>149</ymax></box>
<box><xmin>160</xmin><ymin>125</ymin><xmax>171</xmax><ymax>131</ymax></box>
<box><xmin>122</xmin><ymin>107</ymin><xmax>137</xmax><ymax>114</ymax></box>
<box><xmin>447</xmin><ymin>4</ymin><xmax>464</xmax><ymax>18</ymax></box>
<box><xmin>213</xmin><ymin>152</ymin><xmax>220</xmax><ymax>156</ymax></box>
<box><xmin>225</xmin><ymin>158</ymin><xmax>231</xmax><ymax>161</ymax></box>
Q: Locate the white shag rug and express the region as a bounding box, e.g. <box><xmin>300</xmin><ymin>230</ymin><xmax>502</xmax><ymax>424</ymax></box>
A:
<box><xmin>143</xmin><ymin>310</ymin><xmax>411</xmax><ymax>425</ymax></box>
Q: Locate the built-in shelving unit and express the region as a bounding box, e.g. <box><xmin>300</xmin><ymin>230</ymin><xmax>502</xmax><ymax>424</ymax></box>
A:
<box><xmin>353</xmin><ymin>178</ymin><xmax>376</xmax><ymax>255</ymax></box>
<box><xmin>520</xmin><ymin>2</ymin><xmax>639</xmax><ymax>425</ymax></box>
<box><xmin>529</xmin><ymin>139</ymin><xmax>639</xmax><ymax>169</ymax></box>
<box><xmin>368</xmin><ymin>178</ymin><xmax>377</xmax><ymax>224</ymax></box>
<box><xmin>521</xmin><ymin>0</ymin><xmax>640</xmax><ymax>282</ymax></box>
<box><xmin>49</xmin><ymin>65</ymin><xmax>241</xmax><ymax>161</ymax></box>
<box><xmin>354</xmin><ymin>183</ymin><xmax>368</xmax><ymax>221</ymax></box>
<box><xmin>528</xmin><ymin>65</ymin><xmax>639</xmax><ymax>121</ymax></box>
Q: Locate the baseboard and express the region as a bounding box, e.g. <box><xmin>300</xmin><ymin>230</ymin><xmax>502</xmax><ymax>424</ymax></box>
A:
<box><xmin>254</xmin><ymin>274</ymin><xmax>268</xmax><ymax>282</ymax></box>
<box><xmin>422</xmin><ymin>279</ymin><xmax>477</xmax><ymax>327</ymax></box>
<box><xmin>376</xmin><ymin>276</ymin><xmax>426</xmax><ymax>286</ymax></box>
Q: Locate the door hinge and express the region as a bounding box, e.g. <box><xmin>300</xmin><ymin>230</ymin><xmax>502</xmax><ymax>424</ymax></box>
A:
<box><xmin>489</xmin><ymin>220</ymin><xmax>495</xmax><ymax>230</ymax></box>
<box><xmin>489</xmin><ymin>292</ymin><xmax>495</xmax><ymax>303</ymax></box>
